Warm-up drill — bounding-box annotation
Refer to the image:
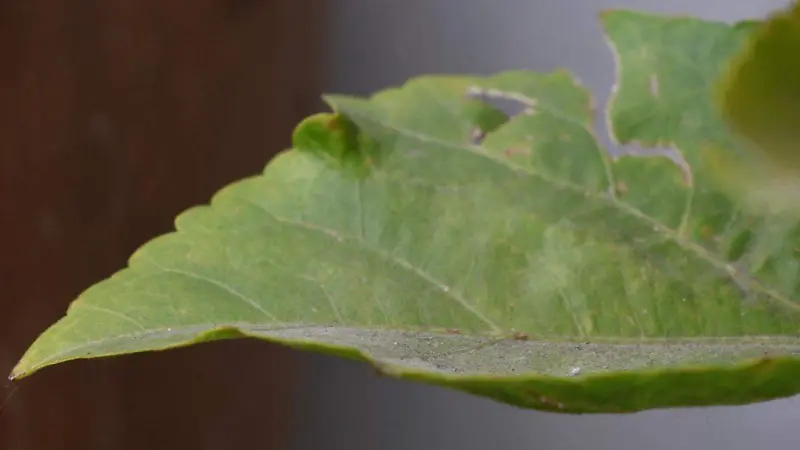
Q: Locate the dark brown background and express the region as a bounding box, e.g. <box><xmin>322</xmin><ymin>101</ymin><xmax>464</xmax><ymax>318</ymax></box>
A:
<box><xmin>0</xmin><ymin>0</ymin><xmax>325</xmax><ymax>448</ymax></box>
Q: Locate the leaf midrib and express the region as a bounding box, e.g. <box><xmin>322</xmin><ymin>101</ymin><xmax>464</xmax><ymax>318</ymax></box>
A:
<box><xmin>23</xmin><ymin>320</ymin><xmax>800</xmax><ymax>379</ymax></box>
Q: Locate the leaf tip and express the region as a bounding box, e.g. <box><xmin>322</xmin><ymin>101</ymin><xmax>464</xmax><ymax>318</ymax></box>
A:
<box><xmin>597</xmin><ymin>8</ymin><xmax>640</xmax><ymax>28</ymax></box>
<box><xmin>8</xmin><ymin>360</ymin><xmax>31</xmax><ymax>382</ymax></box>
<box><xmin>597</xmin><ymin>9</ymin><xmax>615</xmax><ymax>22</ymax></box>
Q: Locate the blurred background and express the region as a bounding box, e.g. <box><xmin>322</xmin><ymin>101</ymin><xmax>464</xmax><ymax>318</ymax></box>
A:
<box><xmin>2</xmin><ymin>1</ymin><xmax>798</xmax><ymax>449</ymax></box>
<box><xmin>0</xmin><ymin>1</ymin><xmax>323</xmax><ymax>448</ymax></box>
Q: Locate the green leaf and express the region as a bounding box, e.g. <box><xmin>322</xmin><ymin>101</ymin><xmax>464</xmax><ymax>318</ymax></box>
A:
<box><xmin>717</xmin><ymin>2</ymin><xmax>800</xmax><ymax>209</ymax></box>
<box><xmin>14</xmin><ymin>10</ymin><xmax>800</xmax><ymax>414</ymax></box>
<box><xmin>719</xmin><ymin>2</ymin><xmax>800</xmax><ymax>169</ymax></box>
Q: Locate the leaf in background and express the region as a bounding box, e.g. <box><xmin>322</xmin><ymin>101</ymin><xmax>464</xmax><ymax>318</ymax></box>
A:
<box><xmin>716</xmin><ymin>2</ymin><xmax>800</xmax><ymax>210</ymax></box>
<box><xmin>13</xmin><ymin>11</ymin><xmax>800</xmax><ymax>413</ymax></box>
<box><xmin>719</xmin><ymin>2</ymin><xmax>800</xmax><ymax>170</ymax></box>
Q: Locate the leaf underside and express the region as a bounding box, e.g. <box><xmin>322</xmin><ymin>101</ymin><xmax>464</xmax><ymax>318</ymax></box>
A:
<box><xmin>13</xmin><ymin>10</ymin><xmax>800</xmax><ymax>413</ymax></box>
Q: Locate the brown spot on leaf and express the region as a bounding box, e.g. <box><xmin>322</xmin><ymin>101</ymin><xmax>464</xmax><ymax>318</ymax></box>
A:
<box><xmin>325</xmin><ymin>115</ymin><xmax>342</xmax><ymax>130</ymax></box>
<box><xmin>524</xmin><ymin>389</ymin><xmax>565</xmax><ymax>410</ymax></box>
<box><xmin>504</xmin><ymin>147</ymin><xmax>531</xmax><ymax>158</ymax></box>
<box><xmin>512</xmin><ymin>331</ymin><xmax>529</xmax><ymax>341</ymax></box>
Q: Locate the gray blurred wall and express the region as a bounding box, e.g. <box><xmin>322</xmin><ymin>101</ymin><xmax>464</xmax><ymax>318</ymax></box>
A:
<box><xmin>292</xmin><ymin>1</ymin><xmax>800</xmax><ymax>449</ymax></box>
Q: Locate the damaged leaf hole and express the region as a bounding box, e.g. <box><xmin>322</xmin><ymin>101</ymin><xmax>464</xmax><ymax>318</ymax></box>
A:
<box><xmin>466</xmin><ymin>85</ymin><xmax>537</xmax><ymax>145</ymax></box>
<box><xmin>464</xmin><ymin>82</ymin><xmax>693</xmax><ymax>193</ymax></box>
